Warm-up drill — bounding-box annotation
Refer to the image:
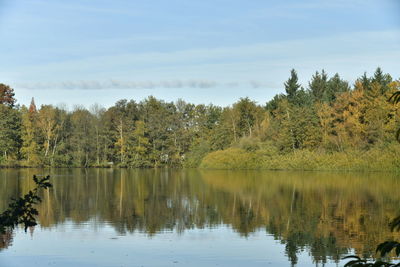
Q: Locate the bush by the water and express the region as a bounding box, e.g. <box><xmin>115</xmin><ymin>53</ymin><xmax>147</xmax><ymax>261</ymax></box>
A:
<box><xmin>200</xmin><ymin>142</ymin><xmax>400</xmax><ymax>171</ymax></box>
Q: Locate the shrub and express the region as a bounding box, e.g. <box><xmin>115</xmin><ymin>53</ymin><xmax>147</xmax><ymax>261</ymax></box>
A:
<box><xmin>200</xmin><ymin>145</ymin><xmax>400</xmax><ymax>171</ymax></box>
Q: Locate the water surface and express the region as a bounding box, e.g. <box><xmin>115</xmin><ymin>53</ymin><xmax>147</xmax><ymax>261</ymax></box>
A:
<box><xmin>1</xmin><ymin>169</ymin><xmax>399</xmax><ymax>266</ymax></box>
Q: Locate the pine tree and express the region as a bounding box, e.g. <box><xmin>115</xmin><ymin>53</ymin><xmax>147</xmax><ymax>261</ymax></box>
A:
<box><xmin>309</xmin><ymin>70</ymin><xmax>328</xmax><ymax>101</ymax></box>
<box><xmin>359</xmin><ymin>72</ymin><xmax>371</xmax><ymax>90</ymax></box>
<box><xmin>371</xmin><ymin>67</ymin><xmax>392</xmax><ymax>94</ymax></box>
<box><xmin>284</xmin><ymin>69</ymin><xmax>301</xmax><ymax>104</ymax></box>
<box><xmin>325</xmin><ymin>73</ymin><xmax>350</xmax><ymax>103</ymax></box>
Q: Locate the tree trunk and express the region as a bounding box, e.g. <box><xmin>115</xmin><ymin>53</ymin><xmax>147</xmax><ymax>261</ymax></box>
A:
<box><xmin>287</xmin><ymin>109</ymin><xmax>296</xmax><ymax>150</ymax></box>
<box><xmin>119</xmin><ymin>119</ymin><xmax>124</xmax><ymax>164</ymax></box>
<box><xmin>230</xmin><ymin>112</ymin><xmax>237</xmax><ymax>142</ymax></box>
<box><xmin>95</xmin><ymin>126</ymin><xmax>100</xmax><ymax>165</ymax></box>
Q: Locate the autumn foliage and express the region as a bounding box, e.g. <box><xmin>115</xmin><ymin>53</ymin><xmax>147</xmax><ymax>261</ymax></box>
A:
<box><xmin>0</xmin><ymin>84</ymin><xmax>16</xmax><ymax>108</ymax></box>
<box><xmin>0</xmin><ymin>68</ymin><xmax>399</xmax><ymax>170</ymax></box>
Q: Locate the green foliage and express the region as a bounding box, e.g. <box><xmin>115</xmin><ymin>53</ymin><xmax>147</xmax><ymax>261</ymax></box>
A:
<box><xmin>0</xmin><ymin>104</ymin><xmax>21</xmax><ymax>161</ymax></box>
<box><xmin>0</xmin><ymin>175</ymin><xmax>52</xmax><ymax>233</ymax></box>
<box><xmin>372</xmin><ymin>67</ymin><xmax>393</xmax><ymax>94</ymax></box>
<box><xmin>284</xmin><ymin>69</ymin><xmax>301</xmax><ymax>104</ymax></box>
<box><xmin>200</xmin><ymin>142</ymin><xmax>400</xmax><ymax>171</ymax></box>
<box><xmin>183</xmin><ymin>141</ymin><xmax>210</xmax><ymax>168</ymax></box>
<box><xmin>326</xmin><ymin>73</ymin><xmax>350</xmax><ymax>102</ymax></box>
<box><xmin>265</xmin><ymin>94</ymin><xmax>285</xmax><ymax>113</ymax></box>
<box><xmin>200</xmin><ymin>148</ymin><xmax>261</xmax><ymax>169</ymax></box>
<box><xmin>309</xmin><ymin>70</ymin><xmax>328</xmax><ymax>101</ymax></box>
<box><xmin>20</xmin><ymin>99</ymin><xmax>42</xmax><ymax>166</ymax></box>
<box><xmin>0</xmin><ymin>68</ymin><xmax>398</xmax><ymax>169</ymax></box>
<box><xmin>236</xmin><ymin>136</ymin><xmax>261</xmax><ymax>152</ymax></box>
<box><xmin>230</xmin><ymin>97</ymin><xmax>264</xmax><ymax>138</ymax></box>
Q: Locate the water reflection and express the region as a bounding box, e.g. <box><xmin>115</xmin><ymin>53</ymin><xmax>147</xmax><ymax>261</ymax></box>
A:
<box><xmin>0</xmin><ymin>169</ymin><xmax>399</xmax><ymax>265</ymax></box>
<box><xmin>0</xmin><ymin>231</ymin><xmax>12</xmax><ymax>251</ymax></box>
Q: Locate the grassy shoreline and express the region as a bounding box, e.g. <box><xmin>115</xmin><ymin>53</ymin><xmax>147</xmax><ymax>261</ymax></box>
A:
<box><xmin>199</xmin><ymin>144</ymin><xmax>400</xmax><ymax>171</ymax></box>
<box><xmin>3</xmin><ymin>143</ymin><xmax>400</xmax><ymax>171</ymax></box>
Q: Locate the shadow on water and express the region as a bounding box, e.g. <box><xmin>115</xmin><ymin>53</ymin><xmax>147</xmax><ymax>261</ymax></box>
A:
<box><xmin>0</xmin><ymin>168</ymin><xmax>400</xmax><ymax>265</ymax></box>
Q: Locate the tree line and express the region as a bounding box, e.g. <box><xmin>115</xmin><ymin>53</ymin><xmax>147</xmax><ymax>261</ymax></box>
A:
<box><xmin>0</xmin><ymin>67</ymin><xmax>399</xmax><ymax>169</ymax></box>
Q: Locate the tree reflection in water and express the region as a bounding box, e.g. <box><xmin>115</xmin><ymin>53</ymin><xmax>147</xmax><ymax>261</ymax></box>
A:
<box><xmin>0</xmin><ymin>231</ymin><xmax>12</xmax><ymax>251</ymax></box>
<box><xmin>0</xmin><ymin>169</ymin><xmax>399</xmax><ymax>266</ymax></box>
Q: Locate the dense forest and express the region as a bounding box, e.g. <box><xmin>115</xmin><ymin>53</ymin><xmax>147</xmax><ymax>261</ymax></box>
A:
<box><xmin>1</xmin><ymin>67</ymin><xmax>399</xmax><ymax>170</ymax></box>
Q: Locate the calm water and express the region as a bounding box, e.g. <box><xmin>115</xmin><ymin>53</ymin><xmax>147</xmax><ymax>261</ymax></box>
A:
<box><xmin>0</xmin><ymin>169</ymin><xmax>400</xmax><ymax>267</ymax></box>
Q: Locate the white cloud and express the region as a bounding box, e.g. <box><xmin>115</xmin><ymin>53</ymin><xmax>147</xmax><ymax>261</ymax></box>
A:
<box><xmin>6</xmin><ymin>30</ymin><xmax>400</xmax><ymax>91</ymax></box>
<box><xmin>15</xmin><ymin>79</ymin><xmax>277</xmax><ymax>90</ymax></box>
<box><xmin>16</xmin><ymin>79</ymin><xmax>219</xmax><ymax>90</ymax></box>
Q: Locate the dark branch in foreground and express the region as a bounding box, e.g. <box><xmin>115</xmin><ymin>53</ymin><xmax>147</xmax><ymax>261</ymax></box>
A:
<box><xmin>0</xmin><ymin>175</ymin><xmax>52</xmax><ymax>233</ymax></box>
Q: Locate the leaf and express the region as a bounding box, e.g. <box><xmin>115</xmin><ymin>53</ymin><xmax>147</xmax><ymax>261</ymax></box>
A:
<box><xmin>396</xmin><ymin>245</ymin><xmax>400</xmax><ymax>256</ymax></box>
<box><xmin>344</xmin><ymin>255</ymin><xmax>362</xmax><ymax>260</ymax></box>
<box><xmin>376</xmin><ymin>241</ymin><xmax>400</xmax><ymax>257</ymax></box>
<box><xmin>0</xmin><ymin>175</ymin><xmax>52</xmax><ymax>233</ymax></box>
<box><xmin>389</xmin><ymin>91</ymin><xmax>400</xmax><ymax>104</ymax></box>
<box><xmin>390</xmin><ymin>216</ymin><xmax>400</xmax><ymax>232</ymax></box>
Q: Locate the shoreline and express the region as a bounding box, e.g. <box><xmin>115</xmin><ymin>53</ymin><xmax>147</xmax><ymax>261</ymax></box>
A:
<box><xmin>1</xmin><ymin>165</ymin><xmax>399</xmax><ymax>172</ymax></box>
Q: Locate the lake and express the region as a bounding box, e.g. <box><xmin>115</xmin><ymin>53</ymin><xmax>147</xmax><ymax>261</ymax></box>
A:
<box><xmin>0</xmin><ymin>169</ymin><xmax>399</xmax><ymax>266</ymax></box>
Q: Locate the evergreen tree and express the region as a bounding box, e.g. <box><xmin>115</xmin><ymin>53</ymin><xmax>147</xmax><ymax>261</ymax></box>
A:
<box><xmin>0</xmin><ymin>84</ymin><xmax>20</xmax><ymax>162</ymax></box>
<box><xmin>358</xmin><ymin>72</ymin><xmax>371</xmax><ymax>90</ymax></box>
<box><xmin>0</xmin><ymin>105</ymin><xmax>21</xmax><ymax>161</ymax></box>
<box><xmin>371</xmin><ymin>67</ymin><xmax>392</xmax><ymax>94</ymax></box>
<box><xmin>284</xmin><ymin>69</ymin><xmax>301</xmax><ymax>104</ymax></box>
<box><xmin>309</xmin><ymin>70</ymin><xmax>328</xmax><ymax>101</ymax></box>
<box><xmin>265</xmin><ymin>94</ymin><xmax>285</xmax><ymax>113</ymax></box>
<box><xmin>325</xmin><ymin>73</ymin><xmax>350</xmax><ymax>103</ymax></box>
<box><xmin>0</xmin><ymin>67</ymin><xmax>399</xmax><ymax>168</ymax></box>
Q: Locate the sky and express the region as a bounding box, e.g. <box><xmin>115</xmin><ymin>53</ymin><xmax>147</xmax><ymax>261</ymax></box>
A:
<box><xmin>0</xmin><ymin>0</ymin><xmax>399</xmax><ymax>108</ymax></box>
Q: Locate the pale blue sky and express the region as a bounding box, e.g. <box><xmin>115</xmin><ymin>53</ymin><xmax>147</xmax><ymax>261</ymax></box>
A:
<box><xmin>0</xmin><ymin>0</ymin><xmax>399</xmax><ymax>108</ymax></box>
